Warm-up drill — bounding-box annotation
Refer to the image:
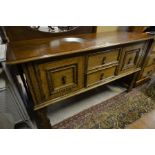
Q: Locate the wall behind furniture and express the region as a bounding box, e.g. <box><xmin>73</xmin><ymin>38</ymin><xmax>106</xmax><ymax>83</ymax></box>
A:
<box><xmin>97</xmin><ymin>26</ymin><xmax>129</xmax><ymax>33</ymax></box>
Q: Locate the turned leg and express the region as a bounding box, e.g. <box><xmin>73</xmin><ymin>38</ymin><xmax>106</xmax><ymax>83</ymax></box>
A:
<box><xmin>35</xmin><ymin>108</ymin><xmax>52</xmax><ymax>129</ymax></box>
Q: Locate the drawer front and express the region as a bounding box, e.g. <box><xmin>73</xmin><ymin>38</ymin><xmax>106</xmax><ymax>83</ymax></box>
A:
<box><xmin>146</xmin><ymin>54</ymin><xmax>155</xmax><ymax>66</ymax></box>
<box><xmin>142</xmin><ymin>65</ymin><xmax>155</xmax><ymax>78</ymax></box>
<box><xmin>47</xmin><ymin>65</ymin><xmax>76</xmax><ymax>91</ymax></box>
<box><xmin>87</xmin><ymin>66</ymin><xmax>116</xmax><ymax>87</ymax></box>
<box><xmin>120</xmin><ymin>42</ymin><xmax>145</xmax><ymax>73</ymax></box>
<box><xmin>33</xmin><ymin>56</ymin><xmax>84</xmax><ymax>101</ymax></box>
<box><xmin>87</xmin><ymin>49</ymin><xmax>119</xmax><ymax>71</ymax></box>
<box><xmin>123</xmin><ymin>51</ymin><xmax>137</xmax><ymax>69</ymax></box>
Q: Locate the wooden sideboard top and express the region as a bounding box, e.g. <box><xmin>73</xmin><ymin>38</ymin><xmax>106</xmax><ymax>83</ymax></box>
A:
<box><xmin>6</xmin><ymin>32</ymin><xmax>154</xmax><ymax>65</ymax></box>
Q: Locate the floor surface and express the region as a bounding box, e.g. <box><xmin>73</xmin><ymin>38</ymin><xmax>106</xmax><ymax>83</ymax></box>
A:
<box><xmin>47</xmin><ymin>82</ymin><xmax>127</xmax><ymax>126</ymax></box>
<box><xmin>126</xmin><ymin>109</ymin><xmax>155</xmax><ymax>129</ymax></box>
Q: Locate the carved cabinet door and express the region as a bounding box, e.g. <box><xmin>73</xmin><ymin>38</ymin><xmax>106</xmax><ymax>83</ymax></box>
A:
<box><xmin>24</xmin><ymin>56</ymin><xmax>85</xmax><ymax>105</ymax></box>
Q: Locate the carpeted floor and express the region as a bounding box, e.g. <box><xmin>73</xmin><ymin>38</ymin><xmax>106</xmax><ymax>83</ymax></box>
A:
<box><xmin>53</xmin><ymin>79</ymin><xmax>155</xmax><ymax>129</ymax></box>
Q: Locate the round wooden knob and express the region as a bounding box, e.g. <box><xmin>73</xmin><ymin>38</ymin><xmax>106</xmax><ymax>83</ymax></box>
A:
<box><xmin>147</xmin><ymin>70</ymin><xmax>152</xmax><ymax>76</ymax></box>
<box><xmin>128</xmin><ymin>57</ymin><xmax>132</xmax><ymax>64</ymax></box>
<box><xmin>62</xmin><ymin>76</ymin><xmax>66</xmax><ymax>84</ymax></box>
<box><xmin>102</xmin><ymin>57</ymin><xmax>106</xmax><ymax>64</ymax></box>
<box><xmin>100</xmin><ymin>73</ymin><xmax>104</xmax><ymax>80</ymax></box>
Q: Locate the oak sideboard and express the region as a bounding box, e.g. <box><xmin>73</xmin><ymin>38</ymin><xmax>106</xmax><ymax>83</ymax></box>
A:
<box><xmin>6</xmin><ymin>32</ymin><xmax>155</xmax><ymax>128</ymax></box>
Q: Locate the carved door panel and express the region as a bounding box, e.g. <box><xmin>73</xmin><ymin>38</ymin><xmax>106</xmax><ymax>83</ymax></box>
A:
<box><xmin>31</xmin><ymin>56</ymin><xmax>85</xmax><ymax>102</ymax></box>
<box><xmin>119</xmin><ymin>42</ymin><xmax>146</xmax><ymax>74</ymax></box>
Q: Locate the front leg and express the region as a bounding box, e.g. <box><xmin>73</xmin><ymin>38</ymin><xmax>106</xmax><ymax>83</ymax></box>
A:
<box><xmin>127</xmin><ymin>71</ymin><xmax>139</xmax><ymax>92</ymax></box>
<box><xmin>35</xmin><ymin>108</ymin><xmax>52</xmax><ymax>129</ymax></box>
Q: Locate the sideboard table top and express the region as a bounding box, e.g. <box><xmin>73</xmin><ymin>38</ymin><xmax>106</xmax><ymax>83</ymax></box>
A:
<box><xmin>6</xmin><ymin>32</ymin><xmax>154</xmax><ymax>65</ymax></box>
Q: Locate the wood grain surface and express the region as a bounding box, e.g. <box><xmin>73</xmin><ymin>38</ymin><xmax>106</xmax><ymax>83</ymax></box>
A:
<box><xmin>6</xmin><ymin>32</ymin><xmax>154</xmax><ymax>65</ymax></box>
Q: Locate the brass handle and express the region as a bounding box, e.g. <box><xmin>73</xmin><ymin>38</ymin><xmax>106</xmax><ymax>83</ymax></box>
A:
<box><xmin>153</xmin><ymin>58</ymin><xmax>155</xmax><ymax>64</ymax></box>
<box><xmin>62</xmin><ymin>76</ymin><xmax>66</xmax><ymax>84</ymax></box>
<box><xmin>128</xmin><ymin>57</ymin><xmax>132</xmax><ymax>64</ymax></box>
<box><xmin>102</xmin><ymin>57</ymin><xmax>106</xmax><ymax>64</ymax></box>
<box><xmin>100</xmin><ymin>73</ymin><xmax>104</xmax><ymax>80</ymax></box>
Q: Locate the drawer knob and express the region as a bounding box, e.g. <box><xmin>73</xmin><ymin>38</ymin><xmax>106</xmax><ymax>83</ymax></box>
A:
<box><xmin>100</xmin><ymin>73</ymin><xmax>104</xmax><ymax>80</ymax></box>
<box><xmin>128</xmin><ymin>57</ymin><xmax>132</xmax><ymax>64</ymax></box>
<box><xmin>61</xmin><ymin>76</ymin><xmax>66</xmax><ymax>84</ymax></box>
<box><xmin>102</xmin><ymin>57</ymin><xmax>106</xmax><ymax>64</ymax></box>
